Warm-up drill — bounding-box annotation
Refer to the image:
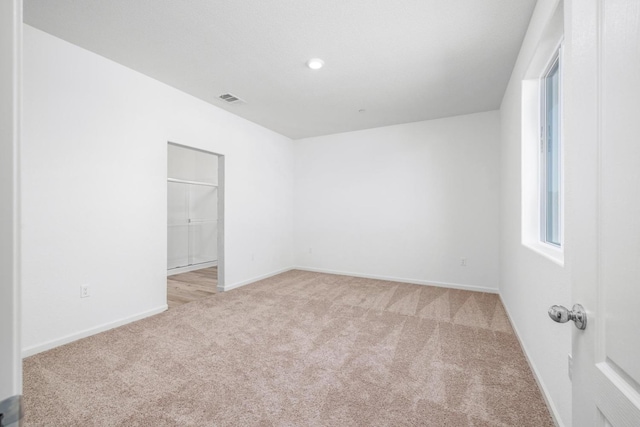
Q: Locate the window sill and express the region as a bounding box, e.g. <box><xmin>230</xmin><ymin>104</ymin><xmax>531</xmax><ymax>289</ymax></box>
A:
<box><xmin>523</xmin><ymin>239</ymin><xmax>564</xmax><ymax>267</ymax></box>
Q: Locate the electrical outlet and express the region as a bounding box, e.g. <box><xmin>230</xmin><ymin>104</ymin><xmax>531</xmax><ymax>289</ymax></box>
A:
<box><xmin>460</xmin><ymin>257</ymin><xmax>467</xmax><ymax>267</ymax></box>
<box><xmin>80</xmin><ymin>284</ymin><xmax>90</xmax><ymax>298</ymax></box>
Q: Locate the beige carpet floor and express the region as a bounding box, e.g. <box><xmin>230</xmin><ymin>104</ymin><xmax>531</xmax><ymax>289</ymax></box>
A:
<box><xmin>23</xmin><ymin>270</ymin><xmax>554</xmax><ymax>426</ymax></box>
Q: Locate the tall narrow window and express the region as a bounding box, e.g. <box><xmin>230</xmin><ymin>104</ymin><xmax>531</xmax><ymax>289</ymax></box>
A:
<box><xmin>541</xmin><ymin>53</ymin><xmax>561</xmax><ymax>246</ymax></box>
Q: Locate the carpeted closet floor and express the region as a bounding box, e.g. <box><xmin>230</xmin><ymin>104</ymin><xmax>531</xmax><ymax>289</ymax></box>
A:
<box><xmin>23</xmin><ymin>270</ymin><xmax>553</xmax><ymax>426</ymax></box>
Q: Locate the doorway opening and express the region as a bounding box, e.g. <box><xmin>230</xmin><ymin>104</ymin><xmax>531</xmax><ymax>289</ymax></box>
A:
<box><xmin>166</xmin><ymin>142</ymin><xmax>225</xmax><ymax>308</ymax></box>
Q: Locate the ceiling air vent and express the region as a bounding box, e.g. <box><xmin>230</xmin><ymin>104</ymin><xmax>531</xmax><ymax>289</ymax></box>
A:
<box><xmin>219</xmin><ymin>93</ymin><xmax>244</xmax><ymax>104</ymax></box>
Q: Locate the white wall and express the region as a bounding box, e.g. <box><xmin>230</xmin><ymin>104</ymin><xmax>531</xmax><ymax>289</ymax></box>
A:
<box><xmin>499</xmin><ymin>0</ymin><xmax>572</xmax><ymax>425</ymax></box>
<box><xmin>21</xmin><ymin>25</ymin><xmax>294</xmax><ymax>355</ymax></box>
<box><xmin>294</xmin><ymin>111</ymin><xmax>500</xmax><ymax>292</ymax></box>
<box><xmin>0</xmin><ymin>0</ymin><xmax>22</xmax><ymax>399</ymax></box>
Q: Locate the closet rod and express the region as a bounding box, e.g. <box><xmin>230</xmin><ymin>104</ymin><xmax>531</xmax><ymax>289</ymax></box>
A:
<box><xmin>167</xmin><ymin>178</ymin><xmax>218</xmax><ymax>188</ymax></box>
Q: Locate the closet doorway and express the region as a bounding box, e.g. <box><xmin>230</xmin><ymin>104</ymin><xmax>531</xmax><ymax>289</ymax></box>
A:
<box><xmin>167</xmin><ymin>143</ymin><xmax>223</xmax><ymax>308</ymax></box>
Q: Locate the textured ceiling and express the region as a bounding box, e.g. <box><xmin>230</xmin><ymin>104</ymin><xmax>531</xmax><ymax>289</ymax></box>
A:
<box><xmin>24</xmin><ymin>0</ymin><xmax>537</xmax><ymax>139</ymax></box>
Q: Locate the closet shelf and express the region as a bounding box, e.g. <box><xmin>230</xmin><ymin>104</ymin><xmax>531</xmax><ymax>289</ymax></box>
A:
<box><xmin>168</xmin><ymin>177</ymin><xmax>218</xmax><ymax>188</ymax></box>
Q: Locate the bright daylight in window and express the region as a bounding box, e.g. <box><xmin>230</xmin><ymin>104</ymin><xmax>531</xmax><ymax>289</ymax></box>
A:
<box><xmin>540</xmin><ymin>53</ymin><xmax>561</xmax><ymax>247</ymax></box>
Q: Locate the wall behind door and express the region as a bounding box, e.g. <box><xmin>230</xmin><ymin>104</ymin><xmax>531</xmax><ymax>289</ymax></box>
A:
<box><xmin>499</xmin><ymin>0</ymin><xmax>571</xmax><ymax>425</ymax></box>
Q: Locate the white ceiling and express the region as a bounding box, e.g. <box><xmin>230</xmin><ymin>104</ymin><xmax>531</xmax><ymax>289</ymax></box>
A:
<box><xmin>24</xmin><ymin>0</ymin><xmax>537</xmax><ymax>139</ymax></box>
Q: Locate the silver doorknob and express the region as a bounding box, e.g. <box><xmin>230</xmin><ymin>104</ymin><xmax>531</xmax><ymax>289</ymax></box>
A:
<box><xmin>548</xmin><ymin>304</ymin><xmax>587</xmax><ymax>330</ymax></box>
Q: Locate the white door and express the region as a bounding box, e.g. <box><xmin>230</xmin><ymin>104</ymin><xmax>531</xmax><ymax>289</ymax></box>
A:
<box><xmin>0</xmin><ymin>0</ymin><xmax>23</xmax><ymax>426</ymax></box>
<box><xmin>567</xmin><ymin>0</ymin><xmax>640</xmax><ymax>425</ymax></box>
<box><xmin>188</xmin><ymin>184</ymin><xmax>218</xmax><ymax>265</ymax></box>
<box><xmin>167</xmin><ymin>181</ymin><xmax>190</xmax><ymax>269</ymax></box>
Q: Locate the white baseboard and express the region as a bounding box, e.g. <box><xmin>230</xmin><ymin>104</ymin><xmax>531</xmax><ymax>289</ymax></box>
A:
<box><xmin>293</xmin><ymin>266</ymin><xmax>498</xmax><ymax>294</ymax></box>
<box><xmin>22</xmin><ymin>305</ymin><xmax>168</xmax><ymax>358</ymax></box>
<box><xmin>167</xmin><ymin>261</ymin><xmax>217</xmax><ymax>276</ymax></box>
<box><xmin>220</xmin><ymin>267</ymin><xmax>294</xmax><ymax>292</ymax></box>
<box><xmin>499</xmin><ymin>295</ymin><xmax>564</xmax><ymax>427</ymax></box>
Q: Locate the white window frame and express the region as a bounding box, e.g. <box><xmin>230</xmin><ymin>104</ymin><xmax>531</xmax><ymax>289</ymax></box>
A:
<box><xmin>539</xmin><ymin>49</ymin><xmax>563</xmax><ymax>248</ymax></box>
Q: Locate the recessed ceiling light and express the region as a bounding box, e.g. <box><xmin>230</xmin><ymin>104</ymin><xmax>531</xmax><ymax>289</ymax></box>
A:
<box><xmin>306</xmin><ymin>58</ymin><xmax>324</xmax><ymax>70</ymax></box>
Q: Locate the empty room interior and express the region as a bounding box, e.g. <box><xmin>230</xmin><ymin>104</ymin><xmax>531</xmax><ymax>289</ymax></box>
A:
<box><xmin>3</xmin><ymin>0</ymin><xmax>640</xmax><ymax>426</ymax></box>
